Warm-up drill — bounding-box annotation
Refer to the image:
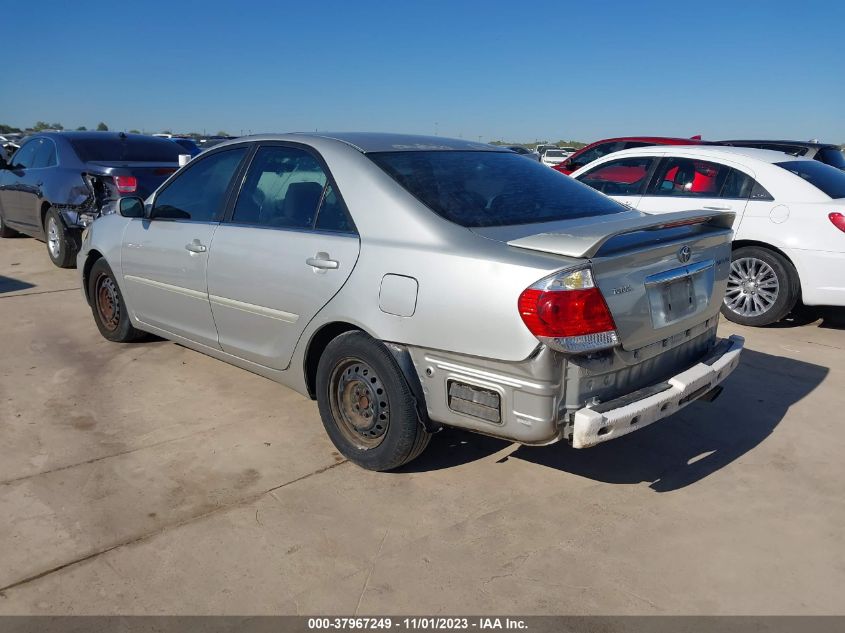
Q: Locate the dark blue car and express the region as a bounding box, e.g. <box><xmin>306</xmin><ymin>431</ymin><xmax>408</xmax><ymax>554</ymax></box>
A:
<box><xmin>0</xmin><ymin>132</ymin><xmax>182</xmax><ymax>267</ymax></box>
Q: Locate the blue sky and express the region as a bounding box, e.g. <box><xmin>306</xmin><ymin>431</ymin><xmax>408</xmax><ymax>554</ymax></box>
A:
<box><xmin>3</xmin><ymin>0</ymin><xmax>843</xmax><ymax>142</ymax></box>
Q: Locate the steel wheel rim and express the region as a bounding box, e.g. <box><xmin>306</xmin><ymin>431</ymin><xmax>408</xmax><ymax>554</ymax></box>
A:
<box><xmin>95</xmin><ymin>273</ymin><xmax>121</xmax><ymax>331</ymax></box>
<box><xmin>47</xmin><ymin>217</ymin><xmax>60</xmax><ymax>258</ymax></box>
<box><xmin>724</xmin><ymin>256</ymin><xmax>779</xmax><ymax>317</ymax></box>
<box><xmin>328</xmin><ymin>358</ymin><xmax>390</xmax><ymax>450</ymax></box>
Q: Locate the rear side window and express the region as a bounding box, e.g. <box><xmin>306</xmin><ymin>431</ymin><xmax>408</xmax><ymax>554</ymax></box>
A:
<box><xmin>152</xmin><ymin>147</ymin><xmax>247</xmax><ymax>221</ymax></box>
<box><xmin>369</xmin><ymin>150</ymin><xmax>624</xmax><ymax>227</ymax></box>
<box><xmin>32</xmin><ymin>139</ymin><xmax>57</xmax><ymax>168</ymax></box>
<box><xmin>776</xmin><ymin>160</ymin><xmax>845</xmax><ymax>199</ymax></box>
<box><xmin>815</xmin><ymin>148</ymin><xmax>845</xmax><ymax>170</ymax></box>
<box><xmin>578</xmin><ymin>156</ymin><xmax>656</xmax><ymax>195</ymax></box>
<box><xmin>647</xmin><ymin>157</ymin><xmax>734</xmax><ymax>197</ymax></box>
<box><xmin>69</xmin><ymin>136</ymin><xmax>183</xmax><ymax>162</ymax></box>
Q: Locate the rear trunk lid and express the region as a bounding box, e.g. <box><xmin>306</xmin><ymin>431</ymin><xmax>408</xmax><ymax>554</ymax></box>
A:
<box><xmin>85</xmin><ymin>161</ymin><xmax>179</xmax><ymax>199</ymax></box>
<box><xmin>475</xmin><ymin>209</ymin><xmax>734</xmax><ymax>351</ymax></box>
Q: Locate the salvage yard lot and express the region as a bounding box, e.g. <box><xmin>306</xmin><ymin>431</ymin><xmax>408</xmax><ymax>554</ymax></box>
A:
<box><xmin>1</xmin><ymin>236</ymin><xmax>843</xmax><ymax>615</ymax></box>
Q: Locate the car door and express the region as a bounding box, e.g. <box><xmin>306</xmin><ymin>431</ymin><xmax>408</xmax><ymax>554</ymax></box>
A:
<box><xmin>636</xmin><ymin>156</ymin><xmax>751</xmax><ymax>227</ymax></box>
<box><xmin>0</xmin><ymin>138</ymin><xmax>39</xmax><ymax>227</ymax></box>
<box><xmin>120</xmin><ymin>145</ymin><xmax>249</xmax><ymax>347</ymax></box>
<box><xmin>206</xmin><ymin>143</ymin><xmax>360</xmax><ymax>370</ymax></box>
<box><xmin>25</xmin><ymin>138</ymin><xmax>60</xmax><ymax>233</ymax></box>
<box><xmin>574</xmin><ymin>155</ymin><xmax>659</xmax><ymax>209</ymax></box>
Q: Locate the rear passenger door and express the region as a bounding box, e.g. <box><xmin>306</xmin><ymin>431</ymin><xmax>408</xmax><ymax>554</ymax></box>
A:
<box><xmin>636</xmin><ymin>156</ymin><xmax>752</xmax><ymax>228</ymax></box>
<box><xmin>206</xmin><ymin>143</ymin><xmax>360</xmax><ymax>370</ymax></box>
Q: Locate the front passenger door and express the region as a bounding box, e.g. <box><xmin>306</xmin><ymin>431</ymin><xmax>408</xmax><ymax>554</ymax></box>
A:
<box><xmin>120</xmin><ymin>146</ymin><xmax>248</xmax><ymax>347</ymax></box>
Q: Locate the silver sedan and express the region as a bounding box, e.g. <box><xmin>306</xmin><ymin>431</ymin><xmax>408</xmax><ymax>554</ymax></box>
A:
<box><xmin>79</xmin><ymin>133</ymin><xmax>743</xmax><ymax>470</ymax></box>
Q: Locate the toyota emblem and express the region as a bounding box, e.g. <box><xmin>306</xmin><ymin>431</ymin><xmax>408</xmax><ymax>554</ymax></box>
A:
<box><xmin>678</xmin><ymin>246</ymin><xmax>692</xmax><ymax>263</ymax></box>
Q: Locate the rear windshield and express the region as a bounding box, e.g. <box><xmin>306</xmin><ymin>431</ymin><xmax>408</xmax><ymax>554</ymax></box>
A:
<box><xmin>777</xmin><ymin>160</ymin><xmax>845</xmax><ymax>199</ymax></box>
<box><xmin>368</xmin><ymin>150</ymin><xmax>625</xmax><ymax>227</ymax></box>
<box><xmin>816</xmin><ymin>147</ymin><xmax>845</xmax><ymax>169</ymax></box>
<box><xmin>69</xmin><ymin>136</ymin><xmax>183</xmax><ymax>163</ymax></box>
<box><xmin>544</xmin><ymin>150</ymin><xmax>567</xmax><ymax>157</ymax></box>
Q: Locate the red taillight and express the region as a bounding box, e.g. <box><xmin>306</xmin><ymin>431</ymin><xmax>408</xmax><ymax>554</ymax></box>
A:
<box><xmin>829</xmin><ymin>212</ymin><xmax>845</xmax><ymax>233</ymax></box>
<box><xmin>518</xmin><ymin>267</ymin><xmax>618</xmax><ymax>353</ymax></box>
<box><xmin>113</xmin><ymin>175</ymin><xmax>137</xmax><ymax>193</ymax></box>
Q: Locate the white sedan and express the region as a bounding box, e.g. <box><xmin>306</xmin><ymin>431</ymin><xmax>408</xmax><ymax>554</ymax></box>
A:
<box><xmin>572</xmin><ymin>145</ymin><xmax>845</xmax><ymax>326</ymax></box>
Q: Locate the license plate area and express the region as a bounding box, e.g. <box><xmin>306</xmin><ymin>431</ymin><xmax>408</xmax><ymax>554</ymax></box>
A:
<box><xmin>646</xmin><ymin>260</ymin><xmax>714</xmax><ymax>328</ymax></box>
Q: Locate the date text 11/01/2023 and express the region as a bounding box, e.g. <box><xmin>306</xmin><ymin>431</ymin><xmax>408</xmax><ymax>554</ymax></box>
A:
<box><xmin>307</xmin><ymin>618</ymin><xmax>528</xmax><ymax>630</ymax></box>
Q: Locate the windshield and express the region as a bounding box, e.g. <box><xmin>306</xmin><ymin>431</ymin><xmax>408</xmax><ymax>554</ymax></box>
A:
<box><xmin>368</xmin><ymin>150</ymin><xmax>626</xmax><ymax>227</ymax></box>
<box><xmin>777</xmin><ymin>160</ymin><xmax>845</xmax><ymax>198</ymax></box>
<box><xmin>544</xmin><ymin>150</ymin><xmax>566</xmax><ymax>158</ymax></box>
<box><xmin>69</xmin><ymin>136</ymin><xmax>183</xmax><ymax>163</ymax></box>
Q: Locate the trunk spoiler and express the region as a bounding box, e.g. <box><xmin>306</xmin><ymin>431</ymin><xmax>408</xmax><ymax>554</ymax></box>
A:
<box><xmin>507</xmin><ymin>209</ymin><xmax>735</xmax><ymax>259</ymax></box>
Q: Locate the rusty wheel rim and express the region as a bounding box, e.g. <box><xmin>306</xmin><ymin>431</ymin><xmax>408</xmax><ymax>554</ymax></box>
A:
<box><xmin>329</xmin><ymin>358</ymin><xmax>390</xmax><ymax>450</ymax></box>
<box><xmin>95</xmin><ymin>273</ymin><xmax>121</xmax><ymax>332</ymax></box>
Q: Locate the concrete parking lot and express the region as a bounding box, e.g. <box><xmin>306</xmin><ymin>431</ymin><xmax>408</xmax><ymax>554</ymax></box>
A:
<box><xmin>0</xmin><ymin>235</ymin><xmax>843</xmax><ymax>615</ymax></box>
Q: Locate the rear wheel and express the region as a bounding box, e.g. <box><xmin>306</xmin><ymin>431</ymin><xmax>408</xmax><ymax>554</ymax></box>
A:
<box><xmin>316</xmin><ymin>331</ymin><xmax>431</xmax><ymax>471</ymax></box>
<box><xmin>88</xmin><ymin>258</ymin><xmax>145</xmax><ymax>342</ymax></box>
<box><xmin>721</xmin><ymin>246</ymin><xmax>799</xmax><ymax>326</ymax></box>
<box><xmin>44</xmin><ymin>207</ymin><xmax>80</xmax><ymax>268</ymax></box>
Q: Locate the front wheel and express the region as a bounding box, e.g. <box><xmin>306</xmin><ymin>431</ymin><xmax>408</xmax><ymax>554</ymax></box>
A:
<box><xmin>87</xmin><ymin>258</ymin><xmax>145</xmax><ymax>342</ymax></box>
<box><xmin>721</xmin><ymin>246</ymin><xmax>800</xmax><ymax>326</ymax></box>
<box><xmin>316</xmin><ymin>331</ymin><xmax>431</xmax><ymax>471</ymax></box>
<box><xmin>44</xmin><ymin>207</ymin><xmax>79</xmax><ymax>268</ymax></box>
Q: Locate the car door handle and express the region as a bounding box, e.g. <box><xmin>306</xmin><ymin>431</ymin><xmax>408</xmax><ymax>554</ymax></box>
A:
<box><xmin>185</xmin><ymin>239</ymin><xmax>207</xmax><ymax>253</ymax></box>
<box><xmin>306</xmin><ymin>253</ymin><xmax>339</xmax><ymax>270</ymax></box>
<box><xmin>703</xmin><ymin>205</ymin><xmax>731</xmax><ymax>211</ymax></box>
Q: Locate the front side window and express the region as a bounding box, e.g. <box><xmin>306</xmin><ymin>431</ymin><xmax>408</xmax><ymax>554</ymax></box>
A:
<box><xmin>152</xmin><ymin>147</ymin><xmax>247</xmax><ymax>221</ymax></box>
<box><xmin>369</xmin><ymin>150</ymin><xmax>625</xmax><ymax>228</ymax></box>
<box><xmin>10</xmin><ymin>140</ymin><xmax>38</xmax><ymax>168</ymax></box>
<box><xmin>578</xmin><ymin>156</ymin><xmax>656</xmax><ymax>195</ymax></box>
<box><xmin>777</xmin><ymin>160</ymin><xmax>845</xmax><ymax>199</ymax></box>
<box><xmin>32</xmin><ymin>139</ymin><xmax>57</xmax><ymax>168</ymax></box>
<box><xmin>232</xmin><ymin>145</ymin><xmax>332</xmax><ymax>229</ymax></box>
<box><xmin>647</xmin><ymin>157</ymin><xmax>733</xmax><ymax>197</ymax></box>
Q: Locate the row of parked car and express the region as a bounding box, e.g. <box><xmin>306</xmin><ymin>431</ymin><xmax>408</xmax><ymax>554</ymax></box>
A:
<box><xmin>0</xmin><ymin>129</ymin><xmax>839</xmax><ymax>470</ymax></box>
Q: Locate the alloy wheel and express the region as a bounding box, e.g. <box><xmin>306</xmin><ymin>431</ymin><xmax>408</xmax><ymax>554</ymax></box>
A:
<box><xmin>47</xmin><ymin>217</ymin><xmax>61</xmax><ymax>259</ymax></box>
<box><xmin>724</xmin><ymin>256</ymin><xmax>780</xmax><ymax>317</ymax></box>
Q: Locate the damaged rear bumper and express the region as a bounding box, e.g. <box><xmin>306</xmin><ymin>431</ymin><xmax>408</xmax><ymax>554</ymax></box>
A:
<box><xmin>571</xmin><ymin>335</ymin><xmax>744</xmax><ymax>448</ymax></box>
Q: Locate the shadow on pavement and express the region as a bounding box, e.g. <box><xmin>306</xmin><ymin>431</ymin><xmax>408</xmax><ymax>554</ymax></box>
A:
<box><xmin>403</xmin><ymin>349</ymin><xmax>827</xmax><ymax>490</ymax></box>
<box><xmin>0</xmin><ymin>274</ymin><xmax>36</xmax><ymax>294</ymax></box>
<box><xmin>768</xmin><ymin>305</ymin><xmax>845</xmax><ymax>330</ymax></box>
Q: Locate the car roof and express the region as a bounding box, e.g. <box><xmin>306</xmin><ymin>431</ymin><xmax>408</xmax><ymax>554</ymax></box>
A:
<box><xmin>584</xmin><ymin>136</ymin><xmax>709</xmax><ymax>146</ymax></box>
<box><xmin>34</xmin><ymin>131</ymin><xmax>176</xmax><ymax>143</ymax></box>
<box><xmin>216</xmin><ymin>132</ymin><xmax>503</xmax><ymax>154</ymax></box>
<box><xmin>600</xmin><ymin>144</ymin><xmax>816</xmax><ymax>165</ymax></box>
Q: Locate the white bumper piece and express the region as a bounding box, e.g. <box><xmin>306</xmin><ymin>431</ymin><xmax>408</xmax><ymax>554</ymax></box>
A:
<box><xmin>572</xmin><ymin>335</ymin><xmax>744</xmax><ymax>448</ymax></box>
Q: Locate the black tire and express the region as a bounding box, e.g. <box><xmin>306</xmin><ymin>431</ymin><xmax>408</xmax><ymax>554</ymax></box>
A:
<box><xmin>316</xmin><ymin>331</ymin><xmax>431</xmax><ymax>471</ymax></box>
<box><xmin>44</xmin><ymin>207</ymin><xmax>80</xmax><ymax>268</ymax></box>
<box><xmin>87</xmin><ymin>258</ymin><xmax>145</xmax><ymax>343</ymax></box>
<box><xmin>721</xmin><ymin>245</ymin><xmax>800</xmax><ymax>327</ymax></box>
<box><xmin>0</xmin><ymin>207</ymin><xmax>18</xmax><ymax>237</ymax></box>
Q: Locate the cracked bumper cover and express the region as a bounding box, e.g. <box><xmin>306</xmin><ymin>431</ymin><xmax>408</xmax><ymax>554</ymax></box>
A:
<box><xmin>571</xmin><ymin>335</ymin><xmax>744</xmax><ymax>448</ymax></box>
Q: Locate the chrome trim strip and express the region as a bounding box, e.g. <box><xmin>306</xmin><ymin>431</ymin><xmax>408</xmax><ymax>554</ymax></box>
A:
<box><xmin>644</xmin><ymin>259</ymin><xmax>715</xmax><ymax>286</ymax></box>
<box><xmin>123</xmin><ymin>275</ymin><xmax>208</xmax><ymax>301</ymax></box>
<box><xmin>209</xmin><ymin>294</ymin><xmax>299</xmax><ymax>324</ymax></box>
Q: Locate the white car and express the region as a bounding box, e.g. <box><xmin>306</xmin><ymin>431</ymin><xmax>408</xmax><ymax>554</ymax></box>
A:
<box><xmin>572</xmin><ymin>145</ymin><xmax>845</xmax><ymax>326</ymax></box>
<box><xmin>541</xmin><ymin>148</ymin><xmax>572</xmax><ymax>168</ymax></box>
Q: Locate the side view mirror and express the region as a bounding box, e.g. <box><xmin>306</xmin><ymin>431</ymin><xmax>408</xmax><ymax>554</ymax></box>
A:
<box><xmin>118</xmin><ymin>196</ymin><xmax>146</xmax><ymax>218</ymax></box>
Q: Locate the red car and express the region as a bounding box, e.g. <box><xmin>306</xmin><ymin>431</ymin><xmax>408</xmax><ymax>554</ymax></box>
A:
<box><xmin>553</xmin><ymin>136</ymin><xmax>709</xmax><ymax>175</ymax></box>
